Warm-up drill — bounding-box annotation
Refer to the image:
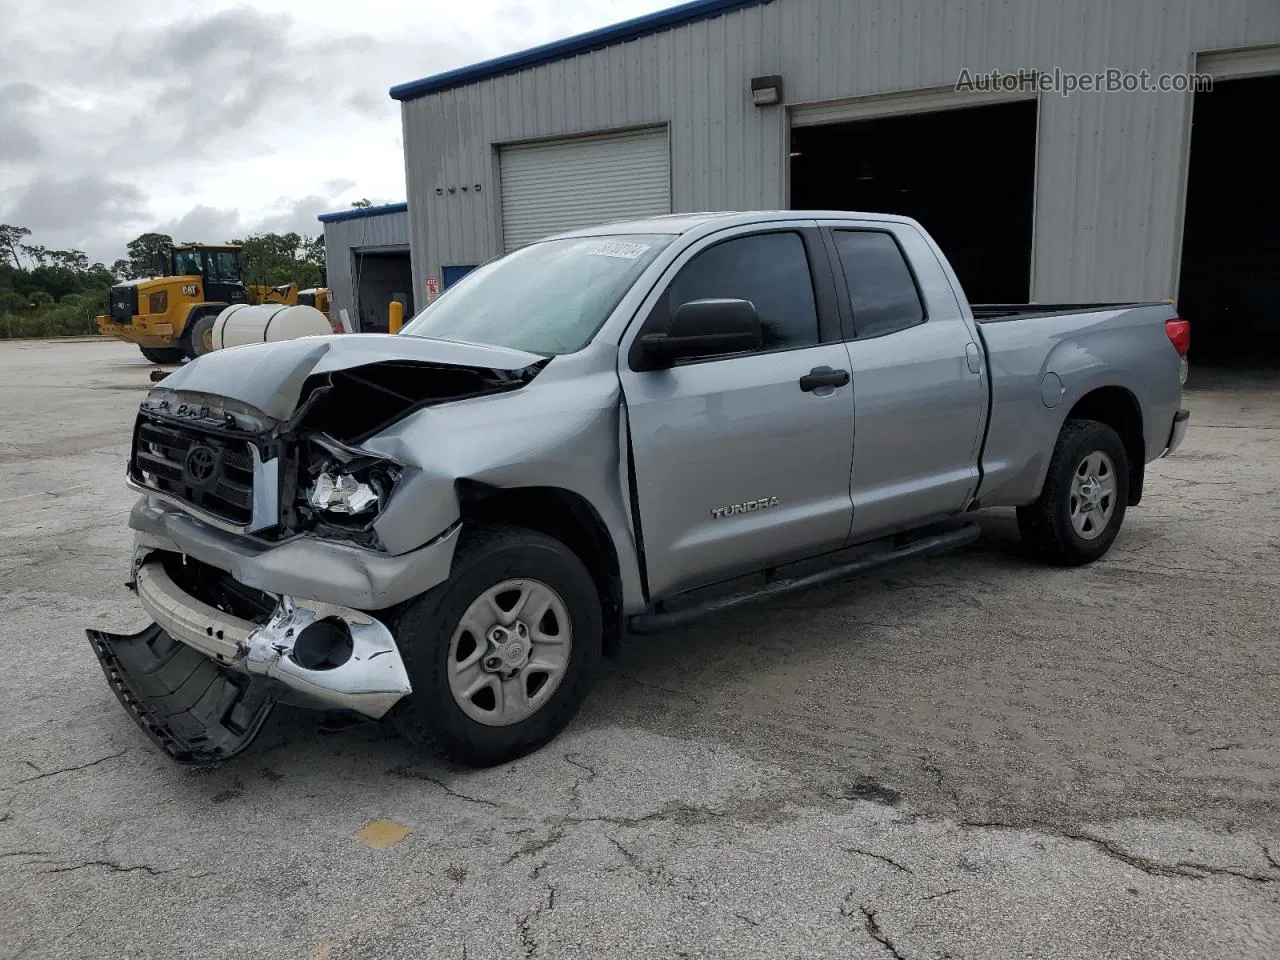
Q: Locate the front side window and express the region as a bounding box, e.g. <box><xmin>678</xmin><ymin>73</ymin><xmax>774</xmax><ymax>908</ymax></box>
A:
<box><xmin>172</xmin><ymin>249</ymin><xmax>202</xmax><ymax>276</ymax></box>
<box><xmin>832</xmin><ymin>231</ymin><xmax>926</xmax><ymax>338</ymax></box>
<box><xmin>401</xmin><ymin>234</ymin><xmax>672</xmax><ymax>356</ymax></box>
<box><xmin>647</xmin><ymin>232</ymin><xmax>819</xmax><ymax>352</ymax></box>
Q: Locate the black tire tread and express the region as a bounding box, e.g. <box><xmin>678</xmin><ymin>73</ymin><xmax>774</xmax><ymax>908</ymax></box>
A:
<box><xmin>140</xmin><ymin>347</ymin><xmax>185</xmax><ymax>364</ymax></box>
<box><xmin>392</xmin><ymin>523</ymin><xmax>601</xmax><ymax>767</ymax></box>
<box><xmin>1017</xmin><ymin>418</ymin><xmax>1129</xmax><ymax>566</ymax></box>
<box><xmin>181</xmin><ymin>311</ymin><xmax>217</xmax><ymax>360</ymax></box>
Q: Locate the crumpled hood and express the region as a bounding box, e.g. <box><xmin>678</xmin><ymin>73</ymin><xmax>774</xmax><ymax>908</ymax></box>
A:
<box><xmin>155</xmin><ymin>334</ymin><xmax>546</xmax><ymax>422</ymax></box>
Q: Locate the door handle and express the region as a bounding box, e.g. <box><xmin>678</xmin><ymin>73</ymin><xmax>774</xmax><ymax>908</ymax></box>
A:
<box><xmin>965</xmin><ymin>341</ymin><xmax>982</xmax><ymax>374</ymax></box>
<box><xmin>799</xmin><ymin>366</ymin><xmax>850</xmax><ymax>392</ymax></box>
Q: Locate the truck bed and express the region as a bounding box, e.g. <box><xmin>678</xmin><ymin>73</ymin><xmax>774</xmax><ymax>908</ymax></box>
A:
<box><xmin>972</xmin><ymin>302</ymin><xmax>1165</xmax><ymax>322</ymax></box>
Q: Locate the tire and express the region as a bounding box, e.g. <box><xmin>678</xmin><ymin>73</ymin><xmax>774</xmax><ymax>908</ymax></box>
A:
<box><xmin>1017</xmin><ymin>419</ymin><xmax>1129</xmax><ymax>566</ymax></box>
<box><xmin>392</xmin><ymin>524</ymin><xmax>601</xmax><ymax>767</ymax></box>
<box><xmin>181</xmin><ymin>311</ymin><xmax>217</xmax><ymax>360</ymax></box>
<box><xmin>139</xmin><ymin>347</ymin><xmax>185</xmax><ymax>364</ymax></box>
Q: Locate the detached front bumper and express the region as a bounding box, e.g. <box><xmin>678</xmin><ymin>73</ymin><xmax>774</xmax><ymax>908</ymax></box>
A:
<box><xmin>88</xmin><ymin>625</ymin><xmax>279</xmax><ymax>764</ymax></box>
<box><xmin>88</xmin><ymin>552</ymin><xmax>415</xmax><ymax>763</ymax></box>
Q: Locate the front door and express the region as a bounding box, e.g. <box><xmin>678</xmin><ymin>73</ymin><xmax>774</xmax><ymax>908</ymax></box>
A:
<box><xmin>619</xmin><ymin>227</ymin><xmax>856</xmax><ymax>600</ymax></box>
<box><xmin>202</xmin><ymin>248</ymin><xmax>245</xmax><ymax>305</ymax></box>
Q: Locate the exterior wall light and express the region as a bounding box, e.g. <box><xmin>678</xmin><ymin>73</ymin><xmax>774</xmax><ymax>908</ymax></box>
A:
<box><xmin>750</xmin><ymin>75</ymin><xmax>783</xmax><ymax>106</ymax></box>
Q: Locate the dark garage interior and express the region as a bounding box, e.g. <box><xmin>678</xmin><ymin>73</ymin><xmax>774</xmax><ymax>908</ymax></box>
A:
<box><xmin>1177</xmin><ymin>73</ymin><xmax>1280</xmax><ymax>365</ymax></box>
<box><xmin>354</xmin><ymin>250</ymin><xmax>414</xmax><ymax>333</ymax></box>
<box><xmin>790</xmin><ymin>100</ymin><xmax>1038</xmax><ymax>304</ymax></box>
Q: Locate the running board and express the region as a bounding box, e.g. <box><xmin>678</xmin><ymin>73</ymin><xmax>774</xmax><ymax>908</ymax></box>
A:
<box><xmin>627</xmin><ymin>521</ymin><xmax>982</xmax><ymax>635</ymax></box>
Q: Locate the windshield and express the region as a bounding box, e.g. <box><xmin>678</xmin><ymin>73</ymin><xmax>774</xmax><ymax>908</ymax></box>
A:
<box><xmin>172</xmin><ymin>249</ymin><xmax>202</xmax><ymax>276</ymax></box>
<box><xmin>401</xmin><ymin>234</ymin><xmax>672</xmax><ymax>355</ymax></box>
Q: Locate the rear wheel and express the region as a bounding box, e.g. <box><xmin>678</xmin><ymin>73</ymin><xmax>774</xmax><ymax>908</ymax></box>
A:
<box><xmin>393</xmin><ymin>524</ymin><xmax>601</xmax><ymax>766</ymax></box>
<box><xmin>139</xmin><ymin>346</ymin><xmax>184</xmax><ymax>364</ymax></box>
<box><xmin>181</xmin><ymin>311</ymin><xmax>217</xmax><ymax>360</ymax></box>
<box><xmin>1017</xmin><ymin>419</ymin><xmax>1129</xmax><ymax>566</ymax></box>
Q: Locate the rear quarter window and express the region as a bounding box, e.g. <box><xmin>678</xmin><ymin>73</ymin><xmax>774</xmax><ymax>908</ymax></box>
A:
<box><xmin>832</xmin><ymin>230</ymin><xmax>927</xmax><ymax>338</ymax></box>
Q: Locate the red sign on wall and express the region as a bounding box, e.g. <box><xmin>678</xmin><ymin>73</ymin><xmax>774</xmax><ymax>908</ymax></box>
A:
<box><xmin>425</xmin><ymin>277</ymin><xmax>441</xmax><ymax>303</ymax></box>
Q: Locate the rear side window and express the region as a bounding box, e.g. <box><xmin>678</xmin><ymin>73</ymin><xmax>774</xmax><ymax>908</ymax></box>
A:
<box><xmin>832</xmin><ymin>230</ymin><xmax>926</xmax><ymax>338</ymax></box>
<box><xmin>651</xmin><ymin>232</ymin><xmax>820</xmax><ymax>352</ymax></box>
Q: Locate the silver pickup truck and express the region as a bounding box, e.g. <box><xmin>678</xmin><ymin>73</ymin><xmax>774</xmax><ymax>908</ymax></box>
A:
<box><xmin>89</xmin><ymin>211</ymin><xmax>1191</xmax><ymax>766</ymax></box>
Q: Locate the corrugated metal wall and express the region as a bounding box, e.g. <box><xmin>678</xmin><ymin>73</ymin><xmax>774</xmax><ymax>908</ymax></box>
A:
<box><xmin>321</xmin><ymin>209</ymin><xmax>410</xmax><ymax>327</ymax></box>
<box><xmin>400</xmin><ymin>0</ymin><xmax>1280</xmax><ymax>303</ymax></box>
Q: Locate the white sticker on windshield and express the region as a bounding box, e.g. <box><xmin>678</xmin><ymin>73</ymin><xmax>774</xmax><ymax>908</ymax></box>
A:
<box><xmin>581</xmin><ymin>240</ymin><xmax>651</xmax><ymax>259</ymax></box>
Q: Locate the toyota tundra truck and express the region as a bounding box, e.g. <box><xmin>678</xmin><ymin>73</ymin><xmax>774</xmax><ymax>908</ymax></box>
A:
<box><xmin>89</xmin><ymin>211</ymin><xmax>1191</xmax><ymax>767</ymax></box>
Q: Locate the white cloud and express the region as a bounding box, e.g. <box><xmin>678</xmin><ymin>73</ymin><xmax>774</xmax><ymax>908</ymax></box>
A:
<box><xmin>0</xmin><ymin>0</ymin><xmax>673</xmax><ymax>264</ymax></box>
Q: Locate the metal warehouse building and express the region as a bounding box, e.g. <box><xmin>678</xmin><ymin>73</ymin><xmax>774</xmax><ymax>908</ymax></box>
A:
<box><xmin>318</xmin><ymin>202</ymin><xmax>414</xmax><ymax>333</ymax></box>
<box><xmin>390</xmin><ymin>0</ymin><xmax>1280</xmax><ymax>361</ymax></box>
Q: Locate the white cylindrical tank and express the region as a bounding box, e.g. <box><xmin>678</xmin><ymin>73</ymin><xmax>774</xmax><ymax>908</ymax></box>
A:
<box><xmin>211</xmin><ymin>303</ymin><xmax>333</xmax><ymax>350</ymax></box>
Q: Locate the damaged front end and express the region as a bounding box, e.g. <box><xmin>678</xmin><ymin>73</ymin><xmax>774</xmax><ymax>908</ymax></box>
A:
<box><xmin>128</xmin><ymin>340</ymin><xmax>545</xmax><ymax>548</ymax></box>
<box><xmin>91</xmin><ymin>335</ymin><xmax>548</xmax><ymax>762</ymax></box>
<box><xmin>89</xmin><ymin>551</ymin><xmax>410</xmax><ymax>763</ymax></box>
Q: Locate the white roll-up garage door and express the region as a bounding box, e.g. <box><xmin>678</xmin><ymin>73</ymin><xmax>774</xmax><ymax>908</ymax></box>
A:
<box><xmin>500</xmin><ymin>127</ymin><xmax>671</xmax><ymax>252</ymax></box>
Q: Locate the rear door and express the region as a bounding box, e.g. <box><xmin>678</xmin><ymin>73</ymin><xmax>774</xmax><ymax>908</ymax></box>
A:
<box><xmin>618</xmin><ymin>224</ymin><xmax>856</xmax><ymax>600</ymax></box>
<box><xmin>820</xmin><ymin>221</ymin><xmax>988</xmax><ymax>542</ymax></box>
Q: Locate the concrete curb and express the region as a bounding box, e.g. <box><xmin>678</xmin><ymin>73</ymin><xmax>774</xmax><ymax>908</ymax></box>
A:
<box><xmin>0</xmin><ymin>335</ymin><xmax>109</xmax><ymax>345</ymax></box>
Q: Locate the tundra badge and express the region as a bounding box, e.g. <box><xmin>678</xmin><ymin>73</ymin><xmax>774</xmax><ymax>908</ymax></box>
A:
<box><xmin>711</xmin><ymin>496</ymin><xmax>779</xmax><ymax>519</ymax></box>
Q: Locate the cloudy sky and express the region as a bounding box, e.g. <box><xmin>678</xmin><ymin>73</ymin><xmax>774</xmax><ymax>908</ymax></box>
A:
<box><xmin>0</xmin><ymin>0</ymin><xmax>672</xmax><ymax>265</ymax></box>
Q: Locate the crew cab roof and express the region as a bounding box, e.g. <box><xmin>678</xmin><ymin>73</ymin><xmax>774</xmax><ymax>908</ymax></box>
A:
<box><xmin>547</xmin><ymin>209</ymin><xmax>922</xmax><ymax>241</ymax></box>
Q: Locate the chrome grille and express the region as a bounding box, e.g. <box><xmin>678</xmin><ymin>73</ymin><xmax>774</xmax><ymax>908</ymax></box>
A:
<box><xmin>132</xmin><ymin>419</ymin><xmax>257</xmax><ymax>526</ymax></box>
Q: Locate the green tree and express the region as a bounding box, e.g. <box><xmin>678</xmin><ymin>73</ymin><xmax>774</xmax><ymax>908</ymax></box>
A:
<box><xmin>302</xmin><ymin>235</ymin><xmax>326</xmax><ymax>284</ymax></box>
<box><xmin>20</xmin><ymin>243</ymin><xmax>50</xmax><ymax>268</ymax></box>
<box><xmin>233</xmin><ymin>232</ymin><xmax>324</xmax><ymax>290</ymax></box>
<box><xmin>350</xmin><ymin>198</ymin><xmax>373</xmax><ymax>208</ymax></box>
<box><xmin>0</xmin><ymin>223</ymin><xmax>119</xmax><ymax>338</ymax></box>
<box><xmin>122</xmin><ymin>232</ymin><xmax>174</xmax><ymax>279</ymax></box>
<box><xmin>0</xmin><ymin>224</ymin><xmax>31</xmax><ymax>268</ymax></box>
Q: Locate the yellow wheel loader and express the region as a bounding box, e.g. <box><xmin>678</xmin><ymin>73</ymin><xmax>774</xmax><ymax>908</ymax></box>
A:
<box><xmin>96</xmin><ymin>244</ymin><xmax>247</xmax><ymax>363</ymax></box>
<box><xmin>297</xmin><ymin>287</ymin><xmax>332</xmax><ymax>321</ymax></box>
<box><xmin>247</xmin><ymin>283</ymin><xmax>333</xmax><ymax>322</ymax></box>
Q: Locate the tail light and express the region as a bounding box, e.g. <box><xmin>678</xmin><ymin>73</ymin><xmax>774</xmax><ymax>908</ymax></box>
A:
<box><xmin>1166</xmin><ymin>318</ymin><xmax>1190</xmax><ymax>385</ymax></box>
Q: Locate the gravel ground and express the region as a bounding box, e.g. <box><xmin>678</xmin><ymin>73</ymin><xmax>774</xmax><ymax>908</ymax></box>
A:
<box><xmin>1</xmin><ymin>339</ymin><xmax>1277</xmax><ymax>960</ymax></box>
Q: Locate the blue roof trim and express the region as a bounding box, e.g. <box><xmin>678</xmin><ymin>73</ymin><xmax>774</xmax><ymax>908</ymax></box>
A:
<box><xmin>317</xmin><ymin>202</ymin><xmax>408</xmax><ymax>224</ymax></box>
<box><xmin>389</xmin><ymin>0</ymin><xmax>771</xmax><ymax>102</ymax></box>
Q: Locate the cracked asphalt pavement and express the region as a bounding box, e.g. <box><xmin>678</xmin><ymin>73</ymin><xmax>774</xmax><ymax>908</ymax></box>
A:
<box><xmin>2</xmin><ymin>340</ymin><xmax>1278</xmax><ymax>959</ymax></box>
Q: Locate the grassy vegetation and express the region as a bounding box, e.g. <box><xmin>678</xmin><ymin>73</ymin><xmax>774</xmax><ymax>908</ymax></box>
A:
<box><xmin>0</xmin><ymin>293</ymin><xmax>105</xmax><ymax>339</ymax></box>
<box><xmin>1</xmin><ymin>224</ymin><xmax>112</xmax><ymax>340</ymax></box>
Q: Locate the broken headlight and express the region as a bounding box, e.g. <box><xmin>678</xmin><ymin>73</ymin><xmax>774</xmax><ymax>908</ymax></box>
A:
<box><xmin>307</xmin><ymin>470</ymin><xmax>383</xmax><ymax>515</ymax></box>
<box><xmin>299</xmin><ymin>435</ymin><xmax>401</xmax><ymax>531</ymax></box>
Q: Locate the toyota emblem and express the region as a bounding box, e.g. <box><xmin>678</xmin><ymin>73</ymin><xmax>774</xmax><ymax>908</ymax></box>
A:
<box><xmin>183</xmin><ymin>444</ymin><xmax>219</xmax><ymax>485</ymax></box>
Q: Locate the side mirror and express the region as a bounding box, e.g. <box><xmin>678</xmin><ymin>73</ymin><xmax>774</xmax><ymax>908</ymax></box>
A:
<box><xmin>638</xmin><ymin>298</ymin><xmax>762</xmax><ymax>369</ymax></box>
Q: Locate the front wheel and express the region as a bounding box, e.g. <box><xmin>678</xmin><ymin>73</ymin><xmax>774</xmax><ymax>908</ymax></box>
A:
<box><xmin>1017</xmin><ymin>419</ymin><xmax>1129</xmax><ymax>566</ymax></box>
<box><xmin>393</xmin><ymin>524</ymin><xmax>601</xmax><ymax>766</ymax></box>
<box><xmin>181</xmin><ymin>312</ymin><xmax>217</xmax><ymax>360</ymax></box>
